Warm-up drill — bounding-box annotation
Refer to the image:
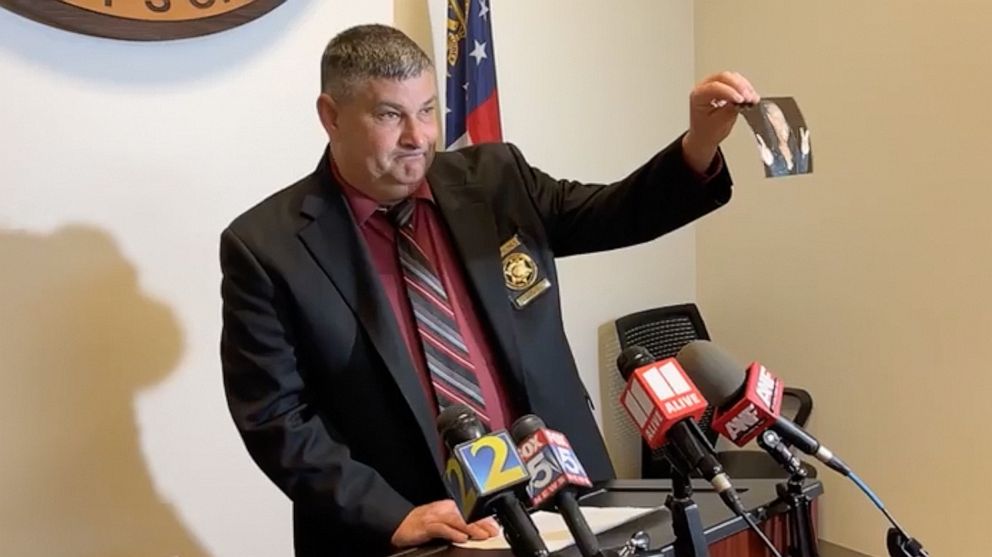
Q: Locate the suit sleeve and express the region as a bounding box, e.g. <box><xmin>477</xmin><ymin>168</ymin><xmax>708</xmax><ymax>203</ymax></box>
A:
<box><xmin>220</xmin><ymin>227</ymin><xmax>413</xmax><ymax>542</ymax></box>
<box><xmin>506</xmin><ymin>135</ymin><xmax>733</xmax><ymax>257</ymax></box>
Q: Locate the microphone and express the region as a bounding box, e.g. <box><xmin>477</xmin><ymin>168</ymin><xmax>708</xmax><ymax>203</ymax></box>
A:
<box><xmin>615</xmin><ymin>346</ymin><xmax>743</xmax><ymax>510</ymax></box>
<box><xmin>437</xmin><ymin>404</ymin><xmax>549</xmax><ymax>557</ymax></box>
<box><xmin>675</xmin><ymin>340</ymin><xmax>851</xmax><ymax>476</ymax></box>
<box><xmin>677</xmin><ymin>340</ymin><xmax>931</xmax><ymax>557</ymax></box>
<box><xmin>757</xmin><ymin>430</ymin><xmax>807</xmax><ymax>479</ymax></box>
<box><xmin>510</xmin><ymin>415</ymin><xmax>602</xmax><ymax>557</ymax></box>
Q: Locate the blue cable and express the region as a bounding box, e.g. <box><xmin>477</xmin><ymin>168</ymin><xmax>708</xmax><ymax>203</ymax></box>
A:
<box><xmin>849</xmin><ymin>471</ymin><xmax>886</xmax><ymax>511</ymax></box>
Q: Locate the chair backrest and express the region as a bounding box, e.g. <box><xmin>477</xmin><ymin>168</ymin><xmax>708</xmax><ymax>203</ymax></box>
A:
<box><xmin>612</xmin><ymin>303</ymin><xmax>718</xmax><ymax>478</ymax></box>
<box><xmin>614</xmin><ymin>303</ymin><xmax>711</xmax><ymax>359</ymax></box>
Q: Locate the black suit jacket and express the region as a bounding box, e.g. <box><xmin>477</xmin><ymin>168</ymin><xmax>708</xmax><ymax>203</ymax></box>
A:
<box><xmin>220</xmin><ymin>138</ymin><xmax>732</xmax><ymax>556</ymax></box>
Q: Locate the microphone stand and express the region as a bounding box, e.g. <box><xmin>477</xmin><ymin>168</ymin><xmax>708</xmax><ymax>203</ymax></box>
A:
<box><xmin>762</xmin><ymin>443</ymin><xmax>929</xmax><ymax>557</ymax></box>
<box><xmin>886</xmin><ymin>528</ymin><xmax>928</xmax><ymax>557</ymax></box>
<box><xmin>665</xmin><ymin>467</ymin><xmax>711</xmax><ymax>557</ymax></box>
<box><xmin>758</xmin><ymin>431</ymin><xmax>818</xmax><ymax>557</ymax></box>
<box><xmin>601</xmin><ymin>466</ymin><xmax>709</xmax><ymax>557</ymax></box>
<box><xmin>774</xmin><ymin>476</ymin><xmax>817</xmax><ymax>557</ymax></box>
<box><xmin>601</xmin><ymin>531</ymin><xmax>655</xmax><ymax>557</ymax></box>
<box><xmin>757</xmin><ymin>432</ymin><xmax>931</xmax><ymax>557</ymax></box>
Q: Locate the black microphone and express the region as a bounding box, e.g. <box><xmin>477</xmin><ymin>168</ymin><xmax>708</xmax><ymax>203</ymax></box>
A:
<box><xmin>615</xmin><ymin>346</ymin><xmax>745</xmax><ymax>513</ymax></box>
<box><xmin>437</xmin><ymin>404</ymin><xmax>549</xmax><ymax>557</ymax></box>
<box><xmin>756</xmin><ymin>430</ymin><xmax>807</xmax><ymax>479</ymax></box>
<box><xmin>675</xmin><ymin>340</ymin><xmax>850</xmax><ymax>476</ymax></box>
<box><xmin>510</xmin><ymin>414</ymin><xmax>604</xmax><ymax>557</ymax></box>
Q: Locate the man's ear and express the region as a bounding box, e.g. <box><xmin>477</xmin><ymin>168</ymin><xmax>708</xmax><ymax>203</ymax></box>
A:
<box><xmin>316</xmin><ymin>93</ymin><xmax>339</xmax><ymax>139</ymax></box>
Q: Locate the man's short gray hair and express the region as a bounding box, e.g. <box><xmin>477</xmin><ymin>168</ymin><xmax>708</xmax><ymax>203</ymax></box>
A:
<box><xmin>321</xmin><ymin>24</ymin><xmax>433</xmax><ymax>100</ymax></box>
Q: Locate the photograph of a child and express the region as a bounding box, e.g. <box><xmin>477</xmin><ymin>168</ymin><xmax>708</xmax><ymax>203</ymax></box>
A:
<box><xmin>742</xmin><ymin>97</ymin><xmax>812</xmax><ymax>178</ymax></box>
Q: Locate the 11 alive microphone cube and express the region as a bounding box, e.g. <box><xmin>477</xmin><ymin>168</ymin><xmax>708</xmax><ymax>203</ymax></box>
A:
<box><xmin>710</xmin><ymin>362</ymin><xmax>785</xmax><ymax>446</ymax></box>
<box><xmin>442</xmin><ymin>430</ymin><xmax>531</xmax><ymax>521</ymax></box>
<box><xmin>516</xmin><ymin>427</ymin><xmax>593</xmax><ymax>507</ymax></box>
<box><xmin>620</xmin><ymin>357</ymin><xmax>708</xmax><ymax>450</ymax></box>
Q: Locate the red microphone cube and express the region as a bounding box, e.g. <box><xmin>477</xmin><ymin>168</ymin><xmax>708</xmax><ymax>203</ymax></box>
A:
<box><xmin>620</xmin><ymin>358</ymin><xmax>708</xmax><ymax>450</ymax></box>
<box><xmin>710</xmin><ymin>362</ymin><xmax>785</xmax><ymax>446</ymax></box>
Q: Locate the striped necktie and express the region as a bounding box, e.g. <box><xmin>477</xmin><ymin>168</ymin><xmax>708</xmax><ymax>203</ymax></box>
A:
<box><xmin>386</xmin><ymin>199</ymin><xmax>490</xmax><ymax>424</ymax></box>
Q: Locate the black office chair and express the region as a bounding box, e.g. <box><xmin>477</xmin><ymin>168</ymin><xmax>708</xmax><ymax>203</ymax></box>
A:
<box><xmin>613</xmin><ymin>303</ymin><xmax>817</xmax><ymax>479</ymax></box>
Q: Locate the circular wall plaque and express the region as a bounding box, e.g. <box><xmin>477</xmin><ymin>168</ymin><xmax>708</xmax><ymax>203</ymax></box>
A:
<box><xmin>0</xmin><ymin>0</ymin><xmax>287</xmax><ymax>41</ymax></box>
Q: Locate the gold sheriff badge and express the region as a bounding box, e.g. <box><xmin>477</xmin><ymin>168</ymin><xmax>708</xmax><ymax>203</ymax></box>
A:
<box><xmin>500</xmin><ymin>235</ymin><xmax>551</xmax><ymax>309</ymax></box>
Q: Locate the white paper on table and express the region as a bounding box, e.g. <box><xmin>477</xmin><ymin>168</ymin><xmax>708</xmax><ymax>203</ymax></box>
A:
<box><xmin>454</xmin><ymin>506</ymin><xmax>661</xmax><ymax>552</ymax></box>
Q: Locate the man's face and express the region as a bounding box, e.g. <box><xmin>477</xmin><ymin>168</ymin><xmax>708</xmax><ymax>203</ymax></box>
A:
<box><xmin>319</xmin><ymin>71</ymin><xmax>439</xmax><ymax>203</ymax></box>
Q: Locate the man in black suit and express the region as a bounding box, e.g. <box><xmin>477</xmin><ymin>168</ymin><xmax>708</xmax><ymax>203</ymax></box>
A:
<box><xmin>221</xmin><ymin>24</ymin><xmax>759</xmax><ymax>557</ymax></box>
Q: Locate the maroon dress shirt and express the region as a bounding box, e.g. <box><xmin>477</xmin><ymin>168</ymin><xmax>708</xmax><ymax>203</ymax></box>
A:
<box><xmin>333</xmin><ymin>164</ymin><xmax>517</xmax><ymax>431</ymax></box>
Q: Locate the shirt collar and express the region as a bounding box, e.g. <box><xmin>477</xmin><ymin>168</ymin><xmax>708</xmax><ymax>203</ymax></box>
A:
<box><xmin>332</xmin><ymin>161</ymin><xmax>434</xmax><ymax>227</ymax></box>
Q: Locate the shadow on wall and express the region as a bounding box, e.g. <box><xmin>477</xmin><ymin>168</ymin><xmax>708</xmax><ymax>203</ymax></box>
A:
<box><xmin>0</xmin><ymin>226</ymin><xmax>208</xmax><ymax>557</ymax></box>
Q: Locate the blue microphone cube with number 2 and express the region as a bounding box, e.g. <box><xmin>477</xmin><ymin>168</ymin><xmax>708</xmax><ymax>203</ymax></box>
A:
<box><xmin>444</xmin><ymin>430</ymin><xmax>530</xmax><ymax>520</ymax></box>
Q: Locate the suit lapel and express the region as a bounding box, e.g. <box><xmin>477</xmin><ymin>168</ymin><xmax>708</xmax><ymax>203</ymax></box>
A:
<box><xmin>428</xmin><ymin>155</ymin><xmax>528</xmax><ymax>397</ymax></box>
<box><xmin>296</xmin><ymin>152</ymin><xmax>443</xmax><ymax>471</ymax></box>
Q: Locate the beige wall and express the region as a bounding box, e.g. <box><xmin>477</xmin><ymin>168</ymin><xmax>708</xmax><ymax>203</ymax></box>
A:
<box><xmin>696</xmin><ymin>1</ymin><xmax>992</xmax><ymax>555</ymax></box>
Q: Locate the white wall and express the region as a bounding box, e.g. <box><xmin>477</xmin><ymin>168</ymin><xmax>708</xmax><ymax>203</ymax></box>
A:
<box><xmin>0</xmin><ymin>1</ymin><xmax>697</xmax><ymax>555</ymax></box>
<box><xmin>0</xmin><ymin>2</ymin><xmax>391</xmax><ymax>556</ymax></box>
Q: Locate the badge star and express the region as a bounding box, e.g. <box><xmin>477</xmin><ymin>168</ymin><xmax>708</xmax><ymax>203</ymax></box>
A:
<box><xmin>469</xmin><ymin>40</ymin><xmax>488</xmax><ymax>66</ymax></box>
<box><xmin>478</xmin><ymin>0</ymin><xmax>490</xmax><ymax>20</ymax></box>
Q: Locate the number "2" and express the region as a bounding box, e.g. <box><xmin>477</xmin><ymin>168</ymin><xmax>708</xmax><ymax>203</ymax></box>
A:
<box><xmin>470</xmin><ymin>435</ymin><xmax>527</xmax><ymax>491</ymax></box>
<box><xmin>444</xmin><ymin>458</ymin><xmax>477</xmax><ymax>514</ymax></box>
